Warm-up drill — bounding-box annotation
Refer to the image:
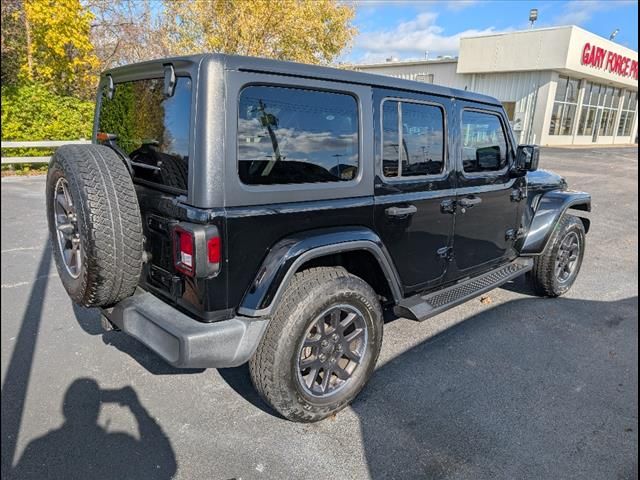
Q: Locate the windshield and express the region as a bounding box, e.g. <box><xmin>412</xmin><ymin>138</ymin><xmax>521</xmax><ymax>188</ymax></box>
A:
<box><xmin>98</xmin><ymin>77</ymin><xmax>192</xmax><ymax>192</ymax></box>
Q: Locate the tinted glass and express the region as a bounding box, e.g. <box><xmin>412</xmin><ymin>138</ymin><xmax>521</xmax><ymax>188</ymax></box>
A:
<box><xmin>555</xmin><ymin>77</ymin><xmax>568</xmax><ymax>101</ymax></box>
<box><xmin>612</xmin><ymin>88</ymin><xmax>621</xmax><ymax>108</ymax></box>
<box><xmin>566</xmin><ymin>78</ymin><xmax>579</xmax><ymax>103</ymax></box>
<box><xmin>549</xmin><ymin>103</ymin><xmax>562</xmax><ymax>135</ymax></box>
<box><xmin>98</xmin><ymin>77</ymin><xmax>192</xmax><ymax>191</ymax></box>
<box><xmin>618</xmin><ymin>111</ymin><xmax>629</xmax><ymax>136</ymax></box>
<box><xmin>238</xmin><ymin>86</ymin><xmax>358</xmax><ymax>185</ymax></box>
<box><xmin>625</xmin><ymin>91</ymin><xmax>638</xmax><ymax>111</ymax></box>
<box><xmin>382</xmin><ymin>101</ymin><xmax>400</xmax><ymax>177</ymax></box>
<box><xmin>561</xmin><ymin>104</ymin><xmax>576</xmax><ymax>135</ymax></box>
<box><xmin>461</xmin><ymin>111</ymin><xmax>508</xmax><ymax>173</ymax></box>
<box><xmin>400</xmin><ymin>102</ymin><xmax>444</xmax><ymax>176</ymax></box>
<box><xmin>578</xmin><ymin>106</ymin><xmax>597</xmax><ymax>136</ymax></box>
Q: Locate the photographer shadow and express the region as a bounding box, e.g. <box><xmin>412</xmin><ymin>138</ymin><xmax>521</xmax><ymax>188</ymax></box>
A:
<box><xmin>12</xmin><ymin>378</ymin><xmax>176</xmax><ymax>480</ymax></box>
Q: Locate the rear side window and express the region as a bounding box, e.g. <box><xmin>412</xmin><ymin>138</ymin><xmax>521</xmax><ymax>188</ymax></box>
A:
<box><xmin>98</xmin><ymin>77</ymin><xmax>192</xmax><ymax>192</ymax></box>
<box><xmin>382</xmin><ymin>100</ymin><xmax>445</xmax><ymax>178</ymax></box>
<box><xmin>238</xmin><ymin>86</ymin><xmax>359</xmax><ymax>185</ymax></box>
<box><xmin>461</xmin><ymin>110</ymin><xmax>508</xmax><ymax>174</ymax></box>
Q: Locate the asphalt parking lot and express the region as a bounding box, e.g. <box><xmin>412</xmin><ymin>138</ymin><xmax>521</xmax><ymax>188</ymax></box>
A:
<box><xmin>1</xmin><ymin>146</ymin><xmax>637</xmax><ymax>480</ymax></box>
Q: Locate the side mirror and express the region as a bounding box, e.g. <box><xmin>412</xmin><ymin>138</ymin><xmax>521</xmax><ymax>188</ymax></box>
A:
<box><xmin>163</xmin><ymin>64</ymin><xmax>176</xmax><ymax>97</ymax></box>
<box><xmin>513</xmin><ymin>144</ymin><xmax>540</xmax><ymax>176</ymax></box>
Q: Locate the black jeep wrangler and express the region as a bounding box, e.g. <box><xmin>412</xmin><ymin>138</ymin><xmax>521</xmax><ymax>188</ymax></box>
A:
<box><xmin>46</xmin><ymin>54</ymin><xmax>591</xmax><ymax>422</ymax></box>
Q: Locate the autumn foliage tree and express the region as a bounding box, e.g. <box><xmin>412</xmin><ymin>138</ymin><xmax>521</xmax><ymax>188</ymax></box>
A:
<box><xmin>22</xmin><ymin>0</ymin><xmax>99</xmax><ymax>98</ymax></box>
<box><xmin>162</xmin><ymin>0</ymin><xmax>356</xmax><ymax>65</ymax></box>
<box><xmin>1</xmin><ymin>0</ymin><xmax>356</xmax><ymax>150</ymax></box>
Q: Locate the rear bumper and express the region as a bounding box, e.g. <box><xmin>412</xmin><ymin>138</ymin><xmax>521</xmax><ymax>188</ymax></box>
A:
<box><xmin>102</xmin><ymin>290</ymin><xmax>269</xmax><ymax>368</ymax></box>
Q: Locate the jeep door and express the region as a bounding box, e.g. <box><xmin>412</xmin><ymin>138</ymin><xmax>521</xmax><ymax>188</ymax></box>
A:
<box><xmin>373</xmin><ymin>89</ymin><xmax>456</xmax><ymax>294</ymax></box>
<box><xmin>450</xmin><ymin>102</ymin><xmax>524</xmax><ymax>279</ymax></box>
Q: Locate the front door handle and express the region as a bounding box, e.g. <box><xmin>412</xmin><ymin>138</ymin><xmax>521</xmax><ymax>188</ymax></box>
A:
<box><xmin>458</xmin><ymin>196</ymin><xmax>482</xmax><ymax>210</ymax></box>
<box><xmin>385</xmin><ymin>205</ymin><xmax>417</xmax><ymax>217</ymax></box>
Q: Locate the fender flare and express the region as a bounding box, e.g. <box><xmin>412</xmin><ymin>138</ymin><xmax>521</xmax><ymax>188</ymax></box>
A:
<box><xmin>520</xmin><ymin>189</ymin><xmax>591</xmax><ymax>255</ymax></box>
<box><xmin>237</xmin><ymin>227</ymin><xmax>403</xmax><ymax>317</ymax></box>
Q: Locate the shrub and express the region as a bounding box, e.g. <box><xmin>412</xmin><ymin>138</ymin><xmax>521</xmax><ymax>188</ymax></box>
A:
<box><xmin>1</xmin><ymin>82</ymin><xmax>94</xmax><ymax>158</ymax></box>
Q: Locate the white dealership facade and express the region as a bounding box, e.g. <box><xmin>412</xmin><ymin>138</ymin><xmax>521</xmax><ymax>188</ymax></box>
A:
<box><xmin>354</xmin><ymin>26</ymin><xmax>638</xmax><ymax>146</ymax></box>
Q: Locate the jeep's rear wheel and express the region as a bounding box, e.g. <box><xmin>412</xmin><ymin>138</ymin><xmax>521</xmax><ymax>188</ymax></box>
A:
<box><xmin>249</xmin><ymin>267</ymin><xmax>383</xmax><ymax>422</ymax></box>
<box><xmin>530</xmin><ymin>214</ymin><xmax>585</xmax><ymax>297</ymax></box>
<box><xmin>46</xmin><ymin>144</ymin><xmax>144</xmax><ymax>307</ymax></box>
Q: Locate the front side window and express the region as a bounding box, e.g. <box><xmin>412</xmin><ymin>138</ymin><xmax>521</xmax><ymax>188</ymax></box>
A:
<box><xmin>461</xmin><ymin>110</ymin><xmax>508</xmax><ymax>173</ymax></box>
<box><xmin>381</xmin><ymin>100</ymin><xmax>445</xmax><ymax>178</ymax></box>
<box><xmin>237</xmin><ymin>86</ymin><xmax>358</xmax><ymax>185</ymax></box>
<box><xmin>98</xmin><ymin>77</ymin><xmax>192</xmax><ymax>191</ymax></box>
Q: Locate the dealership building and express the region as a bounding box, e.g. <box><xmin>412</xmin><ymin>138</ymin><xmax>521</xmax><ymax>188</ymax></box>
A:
<box><xmin>353</xmin><ymin>26</ymin><xmax>638</xmax><ymax>146</ymax></box>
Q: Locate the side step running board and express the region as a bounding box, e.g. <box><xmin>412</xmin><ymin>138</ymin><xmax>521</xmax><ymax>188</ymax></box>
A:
<box><xmin>394</xmin><ymin>258</ymin><xmax>533</xmax><ymax>322</ymax></box>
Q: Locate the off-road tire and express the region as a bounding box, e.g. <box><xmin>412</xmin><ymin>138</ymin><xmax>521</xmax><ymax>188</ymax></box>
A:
<box><xmin>46</xmin><ymin>144</ymin><xmax>143</xmax><ymax>307</ymax></box>
<box><xmin>530</xmin><ymin>214</ymin><xmax>585</xmax><ymax>297</ymax></box>
<box><xmin>249</xmin><ymin>267</ymin><xmax>383</xmax><ymax>422</ymax></box>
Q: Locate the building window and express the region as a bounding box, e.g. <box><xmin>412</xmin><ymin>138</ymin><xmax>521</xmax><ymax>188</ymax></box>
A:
<box><xmin>415</xmin><ymin>73</ymin><xmax>434</xmax><ymax>83</ymax></box>
<box><xmin>617</xmin><ymin>90</ymin><xmax>638</xmax><ymax>137</ymax></box>
<box><xmin>578</xmin><ymin>83</ymin><xmax>623</xmax><ymax>137</ymax></box>
<box><xmin>599</xmin><ymin>87</ymin><xmax>621</xmax><ymax>136</ymax></box>
<box><xmin>549</xmin><ymin>76</ymin><xmax>579</xmax><ymax>136</ymax></box>
<box><xmin>502</xmin><ymin>102</ymin><xmax>516</xmax><ymax>121</ymax></box>
<box><xmin>237</xmin><ymin>85</ymin><xmax>358</xmax><ymax>185</ymax></box>
<box><xmin>382</xmin><ymin>100</ymin><xmax>445</xmax><ymax>178</ymax></box>
<box><xmin>578</xmin><ymin>82</ymin><xmax>601</xmax><ymax>136</ymax></box>
<box><xmin>461</xmin><ymin>110</ymin><xmax>508</xmax><ymax>173</ymax></box>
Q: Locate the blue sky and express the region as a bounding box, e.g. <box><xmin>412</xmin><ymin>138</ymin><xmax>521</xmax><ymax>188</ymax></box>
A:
<box><xmin>344</xmin><ymin>0</ymin><xmax>639</xmax><ymax>63</ymax></box>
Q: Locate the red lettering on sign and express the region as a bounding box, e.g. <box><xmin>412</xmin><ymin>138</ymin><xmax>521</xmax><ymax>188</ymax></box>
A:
<box><xmin>581</xmin><ymin>43</ymin><xmax>590</xmax><ymax>65</ymax></box>
<box><xmin>580</xmin><ymin>42</ymin><xmax>637</xmax><ymax>79</ymax></box>
<box><xmin>630</xmin><ymin>60</ymin><xmax>638</xmax><ymax>80</ymax></box>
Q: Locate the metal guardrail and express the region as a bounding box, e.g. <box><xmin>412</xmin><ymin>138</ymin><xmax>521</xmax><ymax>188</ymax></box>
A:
<box><xmin>1</xmin><ymin>140</ymin><xmax>91</xmax><ymax>164</ymax></box>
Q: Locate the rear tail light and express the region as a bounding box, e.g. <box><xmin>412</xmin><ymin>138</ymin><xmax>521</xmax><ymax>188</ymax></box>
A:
<box><xmin>207</xmin><ymin>236</ymin><xmax>221</xmax><ymax>264</ymax></box>
<box><xmin>174</xmin><ymin>227</ymin><xmax>195</xmax><ymax>276</ymax></box>
<box><xmin>173</xmin><ymin>224</ymin><xmax>221</xmax><ymax>277</ymax></box>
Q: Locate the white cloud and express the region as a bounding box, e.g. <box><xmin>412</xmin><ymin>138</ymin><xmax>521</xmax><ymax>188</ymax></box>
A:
<box><xmin>352</xmin><ymin>11</ymin><xmax>507</xmax><ymax>62</ymax></box>
<box><xmin>547</xmin><ymin>0</ymin><xmax>636</xmax><ymax>27</ymax></box>
<box><xmin>446</xmin><ymin>0</ymin><xmax>480</xmax><ymax>11</ymax></box>
<box><xmin>549</xmin><ymin>1</ymin><xmax>604</xmax><ymax>26</ymax></box>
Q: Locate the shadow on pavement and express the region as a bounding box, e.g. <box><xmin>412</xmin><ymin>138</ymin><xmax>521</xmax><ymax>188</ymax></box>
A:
<box><xmin>71</xmin><ymin>303</ymin><xmax>205</xmax><ymax>376</ymax></box>
<box><xmin>1</xmin><ymin>245</ymin><xmax>52</xmax><ymax>478</ymax></box>
<box><xmin>11</xmin><ymin>378</ymin><xmax>176</xmax><ymax>480</ymax></box>
<box><xmin>352</xmin><ymin>295</ymin><xmax>638</xmax><ymax>480</ymax></box>
<box><xmin>1</xmin><ymin>247</ymin><xmax>177</xmax><ymax>479</ymax></box>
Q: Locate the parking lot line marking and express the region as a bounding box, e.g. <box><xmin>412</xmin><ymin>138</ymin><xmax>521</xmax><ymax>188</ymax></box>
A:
<box><xmin>1</xmin><ymin>273</ymin><xmax>58</xmax><ymax>289</ymax></box>
<box><xmin>1</xmin><ymin>247</ymin><xmax>41</xmax><ymax>253</ymax></box>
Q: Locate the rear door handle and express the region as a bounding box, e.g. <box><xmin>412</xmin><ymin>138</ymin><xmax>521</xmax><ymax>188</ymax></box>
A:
<box><xmin>385</xmin><ymin>205</ymin><xmax>417</xmax><ymax>217</ymax></box>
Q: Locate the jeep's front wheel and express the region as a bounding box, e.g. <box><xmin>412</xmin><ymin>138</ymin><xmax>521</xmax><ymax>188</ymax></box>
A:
<box><xmin>249</xmin><ymin>267</ymin><xmax>383</xmax><ymax>422</ymax></box>
<box><xmin>530</xmin><ymin>214</ymin><xmax>585</xmax><ymax>297</ymax></box>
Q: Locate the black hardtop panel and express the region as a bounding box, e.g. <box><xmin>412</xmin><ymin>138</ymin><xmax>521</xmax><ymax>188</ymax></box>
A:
<box><xmin>101</xmin><ymin>55</ymin><xmax>207</xmax><ymax>82</ymax></box>
<box><xmin>223</xmin><ymin>54</ymin><xmax>500</xmax><ymax>106</ymax></box>
<box><xmin>101</xmin><ymin>53</ymin><xmax>502</xmax><ymax>107</ymax></box>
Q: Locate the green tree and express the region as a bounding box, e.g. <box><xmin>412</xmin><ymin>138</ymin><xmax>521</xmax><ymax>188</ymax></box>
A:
<box><xmin>1</xmin><ymin>83</ymin><xmax>94</xmax><ymax>160</ymax></box>
<box><xmin>162</xmin><ymin>0</ymin><xmax>356</xmax><ymax>65</ymax></box>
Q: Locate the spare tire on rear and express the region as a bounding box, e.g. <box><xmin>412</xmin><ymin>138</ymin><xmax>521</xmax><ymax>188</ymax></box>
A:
<box><xmin>46</xmin><ymin>144</ymin><xmax>144</xmax><ymax>307</ymax></box>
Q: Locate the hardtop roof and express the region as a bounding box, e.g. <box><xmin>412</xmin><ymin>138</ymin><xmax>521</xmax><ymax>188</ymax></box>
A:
<box><xmin>104</xmin><ymin>53</ymin><xmax>502</xmax><ymax>106</ymax></box>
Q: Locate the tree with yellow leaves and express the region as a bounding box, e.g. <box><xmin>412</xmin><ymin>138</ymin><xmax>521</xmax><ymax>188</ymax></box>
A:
<box><xmin>20</xmin><ymin>0</ymin><xmax>99</xmax><ymax>98</ymax></box>
<box><xmin>162</xmin><ymin>0</ymin><xmax>356</xmax><ymax>65</ymax></box>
